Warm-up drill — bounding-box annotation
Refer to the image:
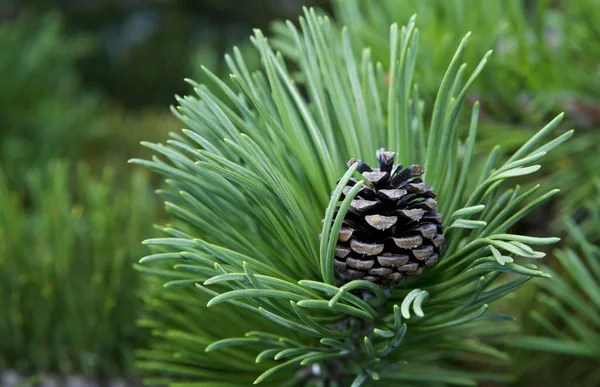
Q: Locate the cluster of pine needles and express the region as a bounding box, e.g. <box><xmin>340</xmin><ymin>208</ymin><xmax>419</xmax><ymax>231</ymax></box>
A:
<box><xmin>132</xmin><ymin>5</ymin><xmax>598</xmax><ymax>387</ymax></box>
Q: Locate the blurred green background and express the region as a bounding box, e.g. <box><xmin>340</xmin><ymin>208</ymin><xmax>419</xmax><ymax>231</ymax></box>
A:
<box><xmin>1</xmin><ymin>0</ymin><xmax>599</xmax><ymax>385</ymax></box>
<box><xmin>0</xmin><ymin>0</ymin><xmax>330</xmax><ymax>171</ymax></box>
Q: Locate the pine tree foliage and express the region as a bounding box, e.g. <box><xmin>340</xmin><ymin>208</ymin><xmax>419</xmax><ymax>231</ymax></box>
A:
<box><xmin>505</xmin><ymin>187</ymin><xmax>600</xmax><ymax>386</ymax></box>
<box><xmin>331</xmin><ymin>0</ymin><xmax>600</xmax><ymax>123</ymax></box>
<box><xmin>133</xmin><ymin>8</ymin><xmax>572</xmax><ymax>386</ymax></box>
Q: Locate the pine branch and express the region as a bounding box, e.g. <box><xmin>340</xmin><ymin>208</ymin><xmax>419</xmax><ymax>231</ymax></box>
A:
<box><xmin>133</xmin><ymin>7</ymin><xmax>571</xmax><ymax>386</ymax></box>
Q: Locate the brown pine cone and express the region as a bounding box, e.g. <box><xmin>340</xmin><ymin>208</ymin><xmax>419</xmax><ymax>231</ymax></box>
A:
<box><xmin>333</xmin><ymin>148</ymin><xmax>445</xmax><ymax>288</ymax></box>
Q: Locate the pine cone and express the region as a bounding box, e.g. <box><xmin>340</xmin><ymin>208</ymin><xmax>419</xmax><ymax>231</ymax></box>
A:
<box><xmin>333</xmin><ymin>149</ymin><xmax>445</xmax><ymax>287</ymax></box>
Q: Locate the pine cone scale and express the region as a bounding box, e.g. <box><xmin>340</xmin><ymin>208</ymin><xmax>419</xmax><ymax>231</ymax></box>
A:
<box><xmin>334</xmin><ymin>247</ymin><xmax>351</xmax><ymax>258</ymax></box>
<box><xmin>425</xmin><ymin>254</ymin><xmax>439</xmax><ymax>266</ymax></box>
<box><xmin>347</xmin><ymin>257</ymin><xmax>374</xmax><ymax>270</ymax></box>
<box><xmin>349</xmin><ymin>239</ymin><xmax>384</xmax><ymax>255</ymax></box>
<box><xmin>338</xmin><ymin>228</ymin><xmax>354</xmax><ymax>241</ymax></box>
<box><xmin>365</xmin><ymin>215</ymin><xmax>398</xmax><ymax>230</ymax></box>
<box><xmin>398</xmin><ymin>209</ymin><xmax>426</xmax><ymax>222</ymax></box>
<box><xmin>350</xmin><ymin>199</ymin><xmax>378</xmax><ymax>212</ymax></box>
<box><xmin>377</xmin><ymin>254</ymin><xmax>409</xmax><ymax>266</ymax></box>
<box><xmin>392</xmin><ymin>235</ymin><xmax>423</xmax><ymax>249</ymax></box>
<box><xmin>415</xmin><ymin>223</ymin><xmax>438</xmax><ymax>239</ymax></box>
<box><xmin>413</xmin><ymin>245</ymin><xmax>434</xmax><ymax>260</ymax></box>
<box><xmin>378</xmin><ymin>189</ymin><xmax>406</xmax><ymax>199</ymax></box>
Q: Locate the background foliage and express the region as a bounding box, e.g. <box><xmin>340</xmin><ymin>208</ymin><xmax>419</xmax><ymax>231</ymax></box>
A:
<box><xmin>0</xmin><ymin>162</ymin><xmax>156</xmax><ymax>377</ymax></box>
<box><xmin>335</xmin><ymin>0</ymin><xmax>600</xmax><ymax>125</ymax></box>
<box><xmin>0</xmin><ymin>12</ymin><xmax>105</xmax><ymax>169</ymax></box>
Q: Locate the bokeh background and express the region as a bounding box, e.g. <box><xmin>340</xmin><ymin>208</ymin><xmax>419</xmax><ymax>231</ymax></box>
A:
<box><xmin>0</xmin><ymin>0</ymin><xmax>330</xmax><ymax>170</ymax></box>
<box><xmin>1</xmin><ymin>0</ymin><xmax>599</xmax><ymax>386</ymax></box>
